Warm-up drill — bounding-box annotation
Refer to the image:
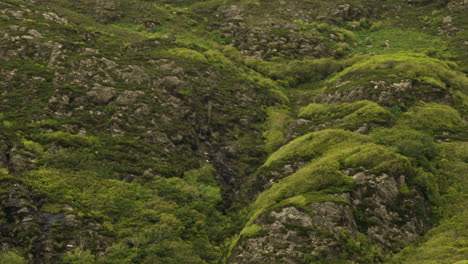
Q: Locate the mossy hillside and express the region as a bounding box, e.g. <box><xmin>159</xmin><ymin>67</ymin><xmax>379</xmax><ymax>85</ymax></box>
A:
<box><xmin>0</xmin><ymin>5</ymin><xmax>273</xmax><ymax>183</ymax></box>
<box><xmin>250</xmin><ymin>130</ymin><xmax>414</xmax><ymax>225</ymax></box>
<box><xmin>327</xmin><ymin>53</ymin><xmax>467</xmax><ymax>90</ymax></box>
<box><xmin>245</xmin><ymin>57</ymin><xmax>343</xmax><ymax>87</ymax></box>
<box><xmin>369</xmin><ymin>126</ymin><xmax>467</xmax><ymax>212</ymax></box>
<box><xmin>0</xmin><ymin>0</ymin><xmax>281</xmax><ymax>263</ymax></box>
<box><xmin>232</xmin><ymin>140</ymin><xmax>416</xmax><ymax>258</ymax></box>
<box><xmin>204</xmin><ymin>0</ymin><xmax>385</xmax><ymax>60</ymax></box>
<box><xmin>0</xmin><ymin>250</ymin><xmax>27</xmax><ymax>264</ymax></box>
<box><xmin>0</xmin><ymin>0</ymin><xmax>283</xmax><ymax>179</ymax></box>
<box><xmin>19</xmin><ymin>165</ymin><xmax>229</xmax><ymax>263</ymax></box>
<box><xmin>235</xmin><ymin>102</ymin><xmax>466</xmax><ymax>262</ymax></box>
<box><xmin>370</xmin><ymin>127</ymin><xmax>438</xmax><ymax>167</ymax></box>
<box><xmin>246</xmin><ymin>130</ymin><xmax>371</xmax><ymax>195</ymax></box>
<box><xmin>378</xmin><ymin>0</ymin><xmax>468</xmax><ymax>72</ymax></box>
<box><xmin>262</xmin><ymin>107</ymin><xmax>291</xmax><ymax>153</ymax></box>
<box><xmin>44</xmin><ymin>0</ymin><xmax>225</xmax><ymax>49</ymax></box>
<box><xmin>399</xmin><ymin>103</ymin><xmax>466</xmax><ymax>134</ymax></box>
<box><xmin>0</xmin><ymin>170</ymin><xmax>98</xmax><ymax>263</ymax></box>
<box><xmin>390</xmin><ymin>209</ymin><xmax>468</xmax><ymax>264</ymax></box>
<box><xmin>430</xmin><ymin>141</ymin><xmax>468</xmax><ymax>217</ymax></box>
<box><xmin>298</xmin><ymin>100</ymin><xmax>394</xmax><ymax>131</ymax></box>
<box><xmin>352</xmin><ymin>27</ymin><xmax>448</xmax><ymax>56</ymax></box>
<box><xmin>1</xmin><ymin>0</ymin><xmax>467</xmax><ymax>263</ymax></box>
<box><xmin>263</xmin><ymin>129</ymin><xmax>370</xmax><ymax>168</ymax></box>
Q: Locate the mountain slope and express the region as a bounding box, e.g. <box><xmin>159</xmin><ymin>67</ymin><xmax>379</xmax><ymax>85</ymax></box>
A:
<box><xmin>0</xmin><ymin>0</ymin><xmax>466</xmax><ymax>263</ymax></box>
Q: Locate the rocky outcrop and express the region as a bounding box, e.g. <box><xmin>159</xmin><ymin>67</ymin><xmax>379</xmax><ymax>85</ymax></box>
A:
<box><xmin>230</xmin><ymin>203</ymin><xmax>358</xmax><ymax>263</ymax></box>
<box><xmin>214</xmin><ymin>0</ymin><xmax>377</xmax><ymax>59</ymax></box>
<box><xmin>86</xmin><ymin>84</ymin><xmax>116</xmax><ymax>105</ymax></box>
<box><xmin>230</xmin><ymin>171</ymin><xmax>430</xmax><ymax>263</ymax></box>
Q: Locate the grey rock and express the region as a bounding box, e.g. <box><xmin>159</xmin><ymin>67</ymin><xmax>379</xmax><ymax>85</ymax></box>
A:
<box><xmin>87</xmin><ymin>84</ymin><xmax>116</xmax><ymax>104</ymax></box>
<box><xmin>162</xmin><ymin>76</ymin><xmax>184</xmax><ymax>88</ymax></box>
<box><xmin>28</xmin><ymin>29</ymin><xmax>42</xmax><ymax>38</ymax></box>
<box><xmin>117</xmin><ymin>65</ymin><xmax>150</xmax><ymax>85</ymax></box>
<box><xmin>43</xmin><ymin>12</ymin><xmax>69</xmax><ymax>25</ymax></box>
<box><xmin>115</xmin><ymin>90</ymin><xmax>143</xmax><ymax>106</ymax></box>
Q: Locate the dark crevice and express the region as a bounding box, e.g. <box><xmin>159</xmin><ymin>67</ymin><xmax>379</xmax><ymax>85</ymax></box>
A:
<box><xmin>4</xmin><ymin>142</ymin><xmax>14</xmax><ymax>175</ymax></box>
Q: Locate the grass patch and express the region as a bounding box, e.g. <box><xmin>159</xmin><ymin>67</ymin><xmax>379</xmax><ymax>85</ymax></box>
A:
<box><xmin>352</xmin><ymin>27</ymin><xmax>448</xmax><ymax>56</ymax></box>
<box><xmin>263</xmin><ymin>107</ymin><xmax>291</xmax><ymax>153</ymax></box>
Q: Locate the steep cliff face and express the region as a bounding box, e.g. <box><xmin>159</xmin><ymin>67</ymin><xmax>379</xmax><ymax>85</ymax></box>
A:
<box><xmin>0</xmin><ymin>0</ymin><xmax>467</xmax><ymax>263</ymax></box>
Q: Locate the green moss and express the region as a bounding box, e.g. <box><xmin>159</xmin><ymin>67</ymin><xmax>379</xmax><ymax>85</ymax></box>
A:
<box><xmin>24</xmin><ymin>168</ymin><xmax>150</xmax><ymax>218</ymax></box>
<box><xmin>391</xmin><ymin>210</ymin><xmax>468</xmax><ymax>264</ymax></box>
<box><xmin>262</xmin><ymin>107</ymin><xmax>291</xmax><ymax>153</ymax></box>
<box><xmin>0</xmin><ymin>251</ymin><xmax>27</xmax><ymax>264</ymax></box>
<box><xmin>31</xmin><ymin>119</ymin><xmax>61</xmax><ymax>129</ymax></box>
<box><xmin>399</xmin><ymin>184</ymin><xmax>411</xmax><ymax>195</ymax></box>
<box><xmin>353</xmin><ymin>27</ymin><xmax>447</xmax><ymax>56</ymax></box>
<box><xmin>22</xmin><ymin>139</ymin><xmax>44</xmax><ymax>154</ymax></box>
<box><xmin>370</xmin><ymin>126</ymin><xmax>437</xmax><ymax>167</ymax></box>
<box><xmin>62</xmin><ymin>248</ymin><xmax>96</xmax><ymax>264</ymax></box>
<box><xmin>401</xmin><ymin>104</ymin><xmax>464</xmax><ymax>132</ymax></box>
<box><xmin>263</xmin><ymin>129</ymin><xmax>370</xmax><ymax>167</ymax></box>
<box><xmin>236</xmin><ymin>132</ymin><xmax>416</xmax><ymax>253</ymax></box>
<box><xmin>273</xmin><ymin>191</ymin><xmax>349</xmax><ymax>212</ymax></box>
<box><xmin>204</xmin><ymin>49</ymin><xmax>233</xmax><ymax>66</ymax></box>
<box><xmin>326</xmin><ymin>53</ymin><xmax>468</xmax><ymax>92</ymax></box>
<box><xmin>168</xmin><ymin>48</ymin><xmax>208</xmax><ymax>63</ymax></box>
<box><xmin>240</xmin><ymin>224</ymin><xmax>267</xmax><ymax>239</ymax></box>
<box><xmin>337</xmin><ymin>102</ymin><xmax>393</xmax><ymax>130</ymax></box>
<box><xmin>299</xmin><ymin>100</ymin><xmax>393</xmax><ymax>130</ymax></box>
<box><xmin>343</xmin><ymin>143</ymin><xmax>411</xmax><ymax>175</ymax></box>
<box><xmin>246</xmin><ymin>57</ymin><xmax>342</xmax><ymax>86</ymax></box>
<box><xmin>39</xmin><ymin>131</ymin><xmax>98</xmax><ymax>147</ymax></box>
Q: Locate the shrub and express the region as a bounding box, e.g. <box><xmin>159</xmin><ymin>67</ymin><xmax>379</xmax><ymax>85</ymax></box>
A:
<box><xmin>0</xmin><ymin>251</ymin><xmax>27</xmax><ymax>264</ymax></box>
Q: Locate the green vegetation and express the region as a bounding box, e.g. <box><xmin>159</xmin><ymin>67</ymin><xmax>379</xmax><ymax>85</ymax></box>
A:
<box><xmin>299</xmin><ymin>100</ymin><xmax>393</xmax><ymax>130</ymax></box>
<box><xmin>262</xmin><ymin>107</ymin><xmax>291</xmax><ymax>153</ymax></box>
<box><xmin>353</xmin><ymin>27</ymin><xmax>448</xmax><ymax>56</ymax></box>
<box><xmin>263</xmin><ymin>129</ymin><xmax>369</xmax><ymax>167</ymax></box>
<box><xmin>401</xmin><ymin>103</ymin><xmax>465</xmax><ymax>132</ymax></box>
<box><xmin>246</xmin><ymin>57</ymin><xmax>343</xmax><ymax>86</ymax></box>
<box><xmin>0</xmin><ymin>251</ymin><xmax>27</xmax><ymax>264</ymax></box>
<box><xmin>391</xmin><ymin>210</ymin><xmax>468</xmax><ymax>264</ymax></box>
<box><xmin>0</xmin><ymin>0</ymin><xmax>466</xmax><ymax>263</ymax></box>
<box><xmin>326</xmin><ymin>53</ymin><xmax>468</xmax><ymax>91</ymax></box>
